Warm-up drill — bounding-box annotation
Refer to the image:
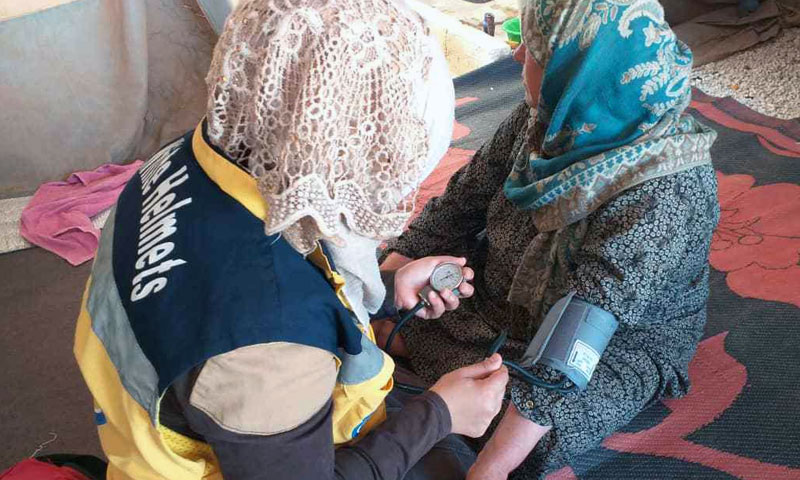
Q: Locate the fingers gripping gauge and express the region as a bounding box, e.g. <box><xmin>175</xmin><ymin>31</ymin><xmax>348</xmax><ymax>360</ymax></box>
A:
<box><xmin>418</xmin><ymin>262</ymin><xmax>464</xmax><ymax>306</ymax></box>
<box><xmin>385</xmin><ymin>262</ymin><xmax>466</xmax><ymax>393</ymax></box>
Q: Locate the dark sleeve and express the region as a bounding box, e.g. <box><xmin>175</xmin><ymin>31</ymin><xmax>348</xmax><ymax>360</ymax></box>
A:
<box><xmin>510</xmin><ymin>166</ymin><xmax>720</xmax><ymax>470</ymax></box>
<box><xmin>334</xmin><ymin>391</ymin><xmax>451</xmax><ymax>479</ymax></box>
<box><xmin>386</xmin><ymin>103</ymin><xmax>529</xmax><ymax>259</ymax></box>
<box><xmin>166</xmin><ymin>373</ymin><xmax>451</xmax><ymax>480</ymax></box>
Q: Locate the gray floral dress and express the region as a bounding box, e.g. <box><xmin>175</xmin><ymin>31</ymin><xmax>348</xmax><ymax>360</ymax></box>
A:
<box><xmin>387</xmin><ymin>104</ymin><xmax>720</xmax><ymax>478</ymax></box>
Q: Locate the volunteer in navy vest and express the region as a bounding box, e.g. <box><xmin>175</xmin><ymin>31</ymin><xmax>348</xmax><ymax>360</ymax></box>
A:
<box><xmin>73</xmin><ymin>0</ymin><xmax>509</xmax><ymax>479</ymax></box>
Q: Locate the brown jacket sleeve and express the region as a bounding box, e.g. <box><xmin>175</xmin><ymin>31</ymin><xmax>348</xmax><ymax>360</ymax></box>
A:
<box><xmin>160</xmin><ymin>347</ymin><xmax>451</xmax><ymax>480</ymax></box>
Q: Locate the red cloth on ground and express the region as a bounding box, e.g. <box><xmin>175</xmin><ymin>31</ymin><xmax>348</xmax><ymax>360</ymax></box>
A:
<box><xmin>0</xmin><ymin>459</ymin><xmax>89</xmax><ymax>480</ymax></box>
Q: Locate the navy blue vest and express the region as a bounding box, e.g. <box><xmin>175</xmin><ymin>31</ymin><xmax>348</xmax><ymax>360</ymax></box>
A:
<box><xmin>111</xmin><ymin>130</ymin><xmax>363</xmax><ymax>394</ymax></box>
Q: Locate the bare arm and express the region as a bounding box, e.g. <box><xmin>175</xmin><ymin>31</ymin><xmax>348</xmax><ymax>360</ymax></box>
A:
<box><xmin>379</xmin><ymin>253</ymin><xmax>413</xmax><ymax>273</ymax></box>
<box><xmin>467</xmin><ymin>404</ymin><xmax>551</xmax><ymax>480</ymax></box>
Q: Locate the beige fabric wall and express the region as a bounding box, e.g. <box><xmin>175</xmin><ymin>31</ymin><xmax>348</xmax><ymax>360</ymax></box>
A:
<box><xmin>0</xmin><ymin>0</ymin><xmax>216</xmax><ymax>198</ymax></box>
<box><xmin>663</xmin><ymin>0</ymin><xmax>800</xmax><ymax>66</ymax></box>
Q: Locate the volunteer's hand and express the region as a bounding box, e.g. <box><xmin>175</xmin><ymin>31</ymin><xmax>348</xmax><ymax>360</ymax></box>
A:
<box><xmin>394</xmin><ymin>256</ymin><xmax>474</xmax><ymax>319</ymax></box>
<box><xmin>430</xmin><ymin>354</ymin><xmax>509</xmax><ymax>438</ymax></box>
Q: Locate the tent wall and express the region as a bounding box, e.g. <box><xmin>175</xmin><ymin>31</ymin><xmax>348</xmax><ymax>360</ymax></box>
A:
<box><xmin>0</xmin><ymin>0</ymin><xmax>216</xmax><ymax>198</ymax></box>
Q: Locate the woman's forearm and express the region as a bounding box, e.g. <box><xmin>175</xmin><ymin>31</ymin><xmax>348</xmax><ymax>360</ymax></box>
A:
<box><xmin>468</xmin><ymin>404</ymin><xmax>551</xmax><ymax>478</ymax></box>
<box><xmin>380</xmin><ymin>253</ymin><xmax>414</xmax><ymax>272</ymax></box>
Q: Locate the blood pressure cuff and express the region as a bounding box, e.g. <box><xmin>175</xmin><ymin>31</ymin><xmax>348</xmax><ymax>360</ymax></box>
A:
<box><xmin>520</xmin><ymin>292</ymin><xmax>618</xmax><ymax>390</ymax></box>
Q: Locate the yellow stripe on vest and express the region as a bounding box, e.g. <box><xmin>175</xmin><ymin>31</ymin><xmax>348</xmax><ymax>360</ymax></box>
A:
<box><xmin>191</xmin><ymin>123</ymin><xmax>268</xmax><ymax>221</ymax></box>
<box><xmin>158</xmin><ymin>426</ymin><xmax>219</xmax><ymax>478</ymax></box>
<box><xmin>75</xmin><ymin>280</ymin><xmax>222</xmax><ymax>480</ymax></box>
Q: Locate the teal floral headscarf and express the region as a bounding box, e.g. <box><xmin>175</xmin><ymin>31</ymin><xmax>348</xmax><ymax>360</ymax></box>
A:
<box><xmin>505</xmin><ymin>0</ymin><xmax>717</xmax><ymax>231</ymax></box>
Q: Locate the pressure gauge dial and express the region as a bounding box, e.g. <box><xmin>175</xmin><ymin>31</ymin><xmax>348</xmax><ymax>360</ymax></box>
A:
<box><xmin>429</xmin><ymin>262</ymin><xmax>464</xmax><ymax>292</ymax></box>
<box><xmin>418</xmin><ymin>262</ymin><xmax>464</xmax><ymax>306</ymax></box>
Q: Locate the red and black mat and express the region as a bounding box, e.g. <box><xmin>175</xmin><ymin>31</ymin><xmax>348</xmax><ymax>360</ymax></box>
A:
<box><xmin>415</xmin><ymin>57</ymin><xmax>800</xmax><ymax>479</ymax></box>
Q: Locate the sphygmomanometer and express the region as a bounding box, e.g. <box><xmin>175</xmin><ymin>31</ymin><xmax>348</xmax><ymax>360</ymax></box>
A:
<box><xmin>383</xmin><ymin>263</ymin><xmax>619</xmax><ymax>394</ymax></box>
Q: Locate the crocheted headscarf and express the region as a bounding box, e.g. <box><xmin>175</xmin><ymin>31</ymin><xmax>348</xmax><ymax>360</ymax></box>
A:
<box><xmin>206</xmin><ymin>0</ymin><xmax>454</xmax><ymax>253</ymax></box>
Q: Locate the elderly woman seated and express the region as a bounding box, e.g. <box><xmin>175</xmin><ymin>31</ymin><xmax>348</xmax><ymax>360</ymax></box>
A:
<box><xmin>377</xmin><ymin>0</ymin><xmax>720</xmax><ymax>478</ymax></box>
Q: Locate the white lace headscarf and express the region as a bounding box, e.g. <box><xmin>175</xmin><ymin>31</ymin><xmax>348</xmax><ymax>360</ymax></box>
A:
<box><xmin>206</xmin><ymin>0</ymin><xmax>453</xmax><ymax>254</ymax></box>
<box><xmin>206</xmin><ymin>0</ymin><xmax>454</xmax><ymax>325</ymax></box>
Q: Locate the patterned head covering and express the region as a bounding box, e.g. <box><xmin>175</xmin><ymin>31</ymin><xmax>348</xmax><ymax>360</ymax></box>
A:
<box><xmin>206</xmin><ymin>0</ymin><xmax>453</xmax><ymax>254</ymax></box>
<box><xmin>505</xmin><ymin>0</ymin><xmax>717</xmax><ymax>231</ymax></box>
